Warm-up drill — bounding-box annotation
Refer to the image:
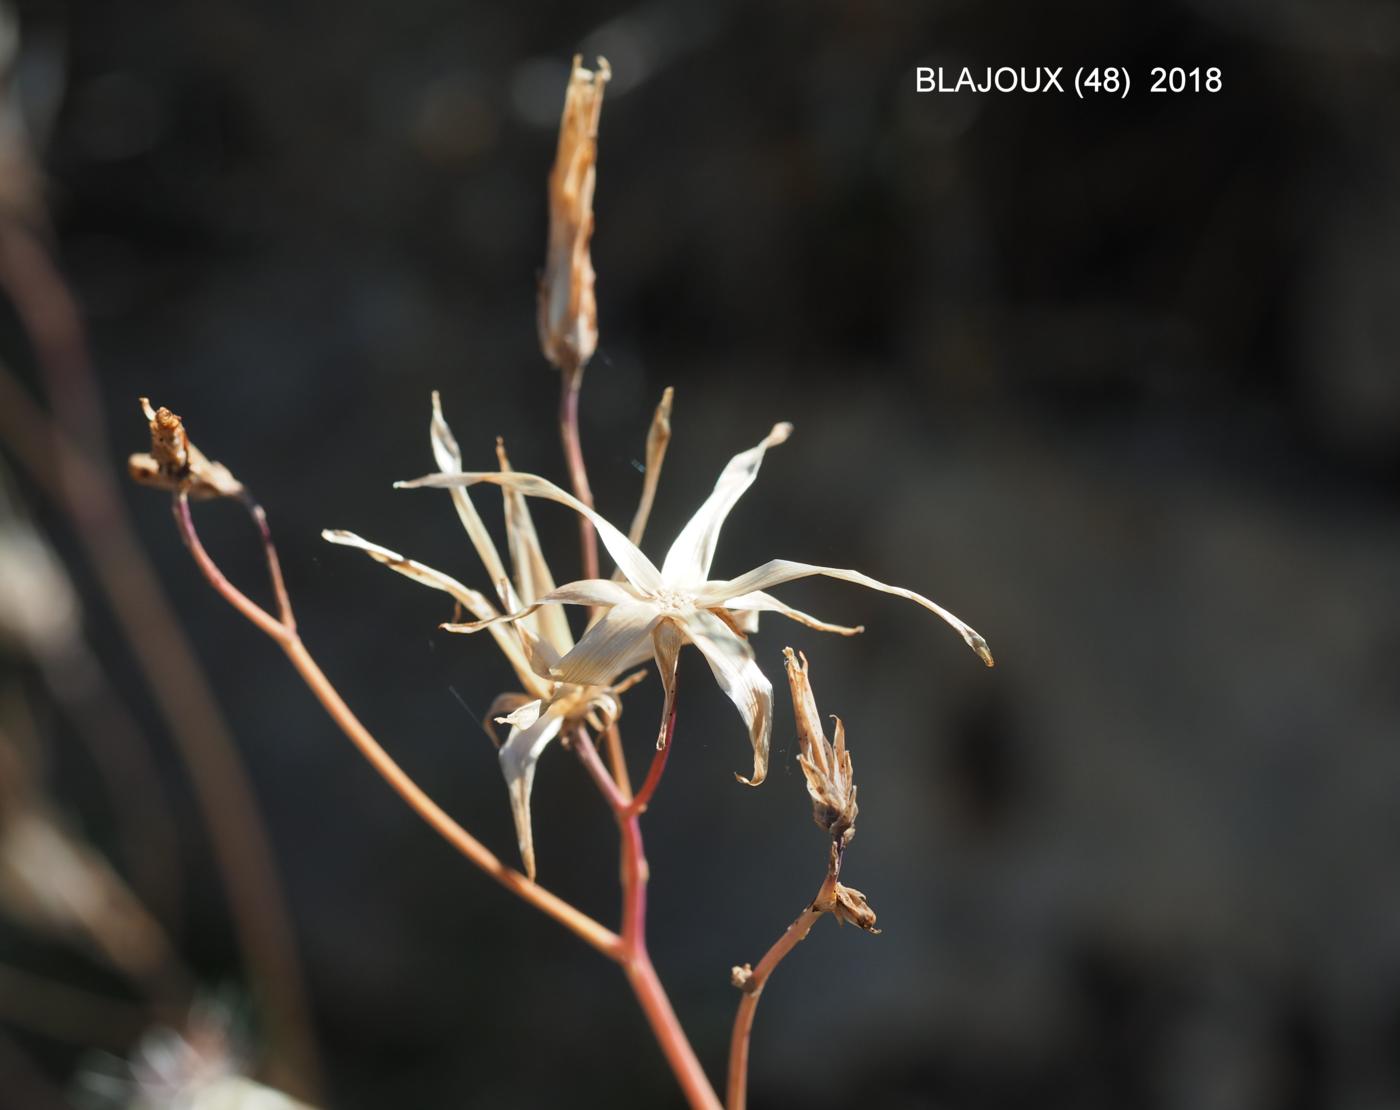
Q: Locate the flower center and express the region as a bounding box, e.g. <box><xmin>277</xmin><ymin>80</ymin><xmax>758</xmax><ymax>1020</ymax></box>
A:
<box><xmin>653</xmin><ymin>589</ymin><xmax>693</xmax><ymax>615</ymax></box>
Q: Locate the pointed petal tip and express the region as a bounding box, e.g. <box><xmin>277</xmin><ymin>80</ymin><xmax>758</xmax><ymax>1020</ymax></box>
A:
<box><xmin>770</xmin><ymin>422</ymin><xmax>793</xmax><ymax>444</ymax></box>
<box><xmin>968</xmin><ymin>631</ymin><xmax>995</xmax><ymax>667</ymax></box>
<box><xmin>734</xmin><ymin>771</ymin><xmax>766</xmax><ymax>787</ymax></box>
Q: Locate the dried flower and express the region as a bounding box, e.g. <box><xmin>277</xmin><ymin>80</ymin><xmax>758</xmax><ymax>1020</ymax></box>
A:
<box><xmin>0</xmin><ymin>486</ymin><xmax>82</xmax><ymax>662</ymax></box>
<box><xmin>818</xmin><ymin>882</ymin><xmax>880</xmax><ymax>933</ymax></box>
<box><xmin>324</xmin><ymin>393</ymin><xmax>641</xmax><ymax>880</ymax></box>
<box><xmin>77</xmin><ymin>999</ymin><xmax>315</xmax><ymax>1109</ymax></box>
<box><xmin>399</xmin><ymin>422</ymin><xmax>992</xmax><ymax>787</ymax></box>
<box><xmin>128</xmin><ymin>399</ymin><xmax>243</xmax><ymax>501</ymax></box>
<box><xmin>784</xmin><ymin>648</ymin><xmax>857</xmax><ymax>846</ymax></box>
<box><xmin>539</xmin><ymin>55</ymin><xmax>610</xmax><ymax>383</ymax></box>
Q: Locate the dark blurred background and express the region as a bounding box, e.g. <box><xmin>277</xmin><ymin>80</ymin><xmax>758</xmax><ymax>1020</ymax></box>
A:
<box><xmin>2</xmin><ymin>0</ymin><xmax>1400</xmax><ymax>1106</ymax></box>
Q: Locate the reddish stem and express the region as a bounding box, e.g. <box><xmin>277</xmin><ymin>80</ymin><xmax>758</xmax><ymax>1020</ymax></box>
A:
<box><xmin>572</xmin><ymin>726</ymin><xmax>721</xmax><ymax>1110</ymax></box>
<box><xmin>622</xmin><ymin>690</ymin><xmax>676</xmax><ymax>818</ymax></box>
<box><xmin>558</xmin><ymin>378</ymin><xmax>599</xmax><ymax>582</ymax></box>
<box><xmin>726</xmin><ymin>866</ymin><xmax>840</xmax><ymax>1110</ymax></box>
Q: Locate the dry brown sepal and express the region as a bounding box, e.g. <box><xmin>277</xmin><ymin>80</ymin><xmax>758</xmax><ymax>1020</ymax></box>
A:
<box><xmin>538</xmin><ymin>55</ymin><xmax>610</xmax><ymax>383</ymax></box>
<box><xmin>784</xmin><ymin>648</ymin><xmax>858</xmax><ymax>846</ymax></box>
<box><xmin>816</xmin><ymin>882</ymin><xmax>880</xmax><ymax>934</ymax></box>
<box><xmin>128</xmin><ymin>399</ymin><xmax>243</xmax><ymax>500</ymax></box>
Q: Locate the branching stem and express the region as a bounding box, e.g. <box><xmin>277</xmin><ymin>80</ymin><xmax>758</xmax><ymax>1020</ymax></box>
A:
<box><xmin>171</xmin><ymin>494</ymin><xmax>620</xmax><ymax>959</ymax></box>
<box><xmin>726</xmin><ymin>860</ymin><xmax>842</xmax><ymax>1109</ymax></box>
<box><xmin>571</xmin><ymin>726</ymin><xmax>722</xmax><ymax>1110</ymax></box>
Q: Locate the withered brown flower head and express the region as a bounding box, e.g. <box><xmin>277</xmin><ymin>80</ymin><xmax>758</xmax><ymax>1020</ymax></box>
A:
<box><xmin>783</xmin><ymin>648</ymin><xmax>857</xmax><ymax>846</ymax></box>
<box><xmin>818</xmin><ymin>882</ymin><xmax>880</xmax><ymax>934</ymax></box>
<box><xmin>538</xmin><ymin>55</ymin><xmax>610</xmax><ymax>383</ymax></box>
<box><xmin>128</xmin><ymin>399</ymin><xmax>243</xmax><ymax>501</ymax></box>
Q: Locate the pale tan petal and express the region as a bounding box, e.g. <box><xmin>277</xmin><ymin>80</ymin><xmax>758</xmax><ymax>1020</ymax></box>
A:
<box><xmin>722</xmin><ymin>590</ymin><xmax>864</xmax><ymax>636</ymax></box>
<box><xmin>427</xmin><ymin>392</ymin><xmax>510</xmax><ymax>588</ymax></box>
<box><xmin>497</xmin><ymin>698</ymin><xmax>543</xmax><ymax>731</ymax></box>
<box><xmin>321</xmin><ymin>529</ymin><xmax>495</xmax><ymax>618</ymax></box>
<box><xmin>514</xmin><ymin>620</ymin><xmax>562</xmax><ymax>680</ymax></box>
<box><xmin>682</xmin><ymin>609</ymin><xmax>773</xmax><ymax>785</ymax></box>
<box><xmin>441</xmin><ymin>578</ymin><xmax>640</xmax><ymax>634</ymax></box>
<box><xmin>322</xmin><ymin>528</ymin><xmax>549</xmax><ymax>696</ymax></box>
<box><xmin>496</xmin><ymin>438</ymin><xmax>574</xmax><ymax>654</ymax></box>
<box><xmin>498</xmin><ymin>709</ymin><xmax>568</xmax><ymax>880</ymax></box>
<box><xmin>651</xmin><ymin>618</ymin><xmax>686</xmax><ymax>750</ymax></box>
<box><xmin>397</xmin><ymin>467</ymin><xmax>663</xmax><ymax>593</ymax></box>
<box><xmin>697</xmin><ymin>559</ymin><xmax>993</xmax><ymax>666</ymax></box>
<box><xmin>659</xmin><ymin>422</ymin><xmax>791</xmax><ymax>586</ymax></box>
<box><xmin>550</xmin><ymin>600</ymin><xmax>658</xmax><ymax>687</ymax></box>
<box><xmin>626</xmin><ymin>386</ymin><xmax>674</xmax><ymax>548</ymax></box>
<box><xmin>482</xmin><ymin>692</ymin><xmax>534</xmax><ymax>749</ymax></box>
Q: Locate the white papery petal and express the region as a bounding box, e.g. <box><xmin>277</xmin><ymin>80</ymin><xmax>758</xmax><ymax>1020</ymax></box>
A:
<box><xmin>682</xmin><ymin>609</ymin><xmax>773</xmax><ymax>786</ymax></box>
<box><xmin>651</xmin><ymin>618</ymin><xmax>686</xmax><ymax>750</ymax></box>
<box><xmin>428</xmin><ymin>393</ymin><xmax>511</xmax><ymax>588</ymax></box>
<box><xmin>698</xmin><ymin>559</ymin><xmax>993</xmax><ymax>666</ymax></box>
<box><xmin>498</xmin><ymin>710</ymin><xmax>568</xmax><ymax>880</ymax></box>
<box><xmin>660</xmin><ymin>422</ymin><xmax>791</xmax><ymax>586</ymax></box>
<box><xmin>497</xmin><ymin>439</ymin><xmax>574</xmax><ymax>654</ymax></box>
<box><xmin>397</xmin><ymin>468</ymin><xmax>663</xmax><ymax>593</ymax></box>
<box><xmin>723</xmin><ymin>590</ymin><xmax>864</xmax><ymax>636</ymax></box>
<box><xmin>496</xmin><ymin>699</ymin><xmax>543</xmax><ymax>730</ymax></box>
<box><xmin>442</xmin><ymin>578</ymin><xmax>642</xmax><ymax>634</ymax></box>
<box><xmin>321</xmin><ymin>529</ymin><xmax>547</xmax><ymax>696</ymax></box>
<box><xmin>550</xmin><ymin>600</ymin><xmax>658</xmax><ymax>687</ymax></box>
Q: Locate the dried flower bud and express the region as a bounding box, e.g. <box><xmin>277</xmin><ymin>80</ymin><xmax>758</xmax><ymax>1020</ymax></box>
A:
<box><xmin>784</xmin><ymin>648</ymin><xmax>858</xmax><ymax>846</ymax></box>
<box><xmin>817</xmin><ymin>882</ymin><xmax>880</xmax><ymax>934</ymax></box>
<box><xmin>730</xmin><ymin>963</ymin><xmax>755</xmax><ymax>992</ymax></box>
<box><xmin>538</xmin><ymin>55</ymin><xmax>609</xmax><ymax>384</ymax></box>
<box><xmin>128</xmin><ymin>399</ymin><xmax>243</xmax><ymax>500</ymax></box>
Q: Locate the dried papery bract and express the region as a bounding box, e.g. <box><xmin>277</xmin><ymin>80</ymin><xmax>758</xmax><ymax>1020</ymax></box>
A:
<box><xmin>785</xmin><ymin>647</ymin><xmax>857</xmax><ymax>846</ymax></box>
<box><xmin>819</xmin><ymin>881</ymin><xmax>880</xmax><ymax>934</ymax></box>
<box><xmin>128</xmin><ymin>399</ymin><xmax>243</xmax><ymax>501</ymax></box>
<box><xmin>539</xmin><ymin>55</ymin><xmax>610</xmax><ymax>384</ymax></box>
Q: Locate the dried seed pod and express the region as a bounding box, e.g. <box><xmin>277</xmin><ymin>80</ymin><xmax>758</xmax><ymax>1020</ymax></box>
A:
<box><xmin>822</xmin><ymin>882</ymin><xmax>880</xmax><ymax>933</ymax></box>
<box><xmin>784</xmin><ymin>648</ymin><xmax>858</xmax><ymax>846</ymax></box>
<box><xmin>538</xmin><ymin>56</ymin><xmax>609</xmax><ymax>384</ymax></box>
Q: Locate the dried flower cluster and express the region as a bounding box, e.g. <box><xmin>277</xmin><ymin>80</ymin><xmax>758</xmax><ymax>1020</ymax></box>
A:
<box><xmin>120</xmin><ymin>52</ymin><xmax>992</xmax><ymax>1110</ymax></box>
<box><xmin>398</xmin><ymin>422</ymin><xmax>991</xmax><ymax>790</ymax></box>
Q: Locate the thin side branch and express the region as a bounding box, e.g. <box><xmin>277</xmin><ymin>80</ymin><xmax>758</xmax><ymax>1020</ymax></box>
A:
<box><xmin>173</xmin><ymin>493</ymin><xmax>620</xmax><ymax>959</ymax></box>
<box><xmin>726</xmin><ymin>868</ymin><xmax>840</xmax><ymax>1110</ymax></box>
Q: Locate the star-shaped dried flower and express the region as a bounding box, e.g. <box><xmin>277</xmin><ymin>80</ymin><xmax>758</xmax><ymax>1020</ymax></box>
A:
<box><xmin>128</xmin><ymin>399</ymin><xmax>243</xmax><ymax>501</ymax></box>
<box><xmin>539</xmin><ymin>55</ymin><xmax>609</xmax><ymax>382</ymax></box>
<box><xmin>324</xmin><ymin>393</ymin><xmax>643</xmax><ymax>879</ymax></box>
<box><xmin>398</xmin><ymin>421</ymin><xmax>993</xmax><ymax>787</ymax></box>
<box><xmin>784</xmin><ymin>648</ymin><xmax>857</xmax><ymax>847</ymax></box>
